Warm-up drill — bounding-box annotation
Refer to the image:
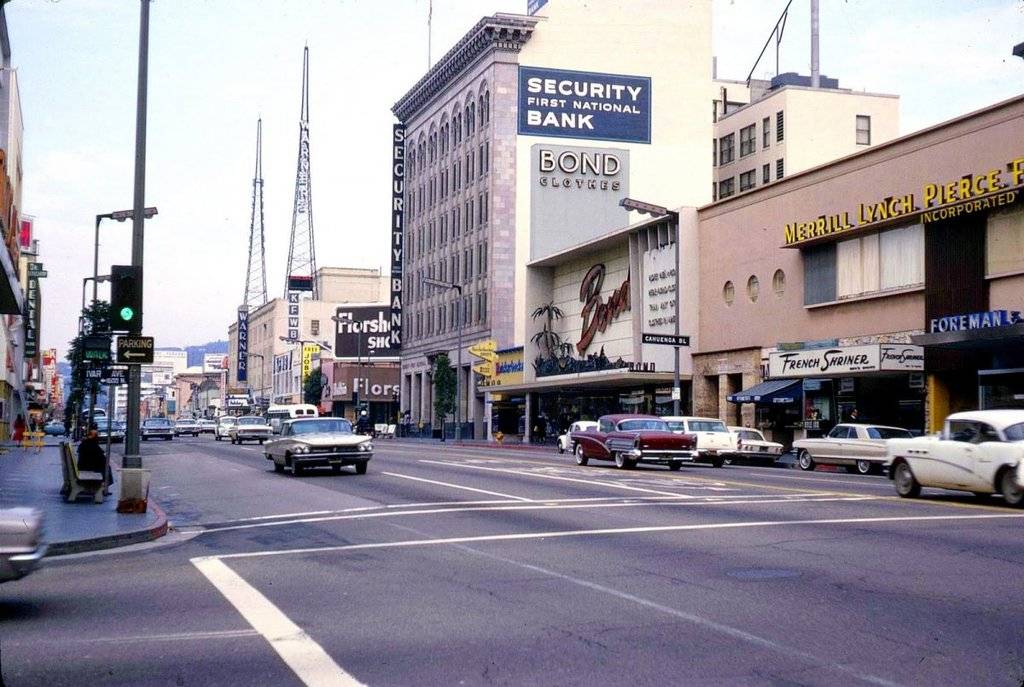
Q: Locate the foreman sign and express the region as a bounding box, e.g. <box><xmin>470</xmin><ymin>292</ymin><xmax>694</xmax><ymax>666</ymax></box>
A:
<box><xmin>768</xmin><ymin>344</ymin><xmax>924</xmax><ymax>379</ymax></box>
<box><xmin>518</xmin><ymin>66</ymin><xmax>651</xmax><ymax>144</ymax></box>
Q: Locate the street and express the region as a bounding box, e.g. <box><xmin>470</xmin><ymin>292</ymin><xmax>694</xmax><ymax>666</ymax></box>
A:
<box><xmin>2</xmin><ymin>437</ymin><xmax>1023</xmax><ymax>686</ymax></box>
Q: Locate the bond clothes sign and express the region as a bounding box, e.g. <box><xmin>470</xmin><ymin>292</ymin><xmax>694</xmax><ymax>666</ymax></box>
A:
<box><xmin>236</xmin><ymin>308</ymin><xmax>249</xmax><ymax>383</ymax></box>
<box><xmin>334</xmin><ymin>305</ymin><xmax>399</xmax><ymax>360</ymax></box>
<box><xmin>530</xmin><ymin>144</ymin><xmax>629</xmax><ymax>260</ymax></box>
<box><xmin>768</xmin><ymin>344</ymin><xmax>924</xmax><ymax>379</ymax></box>
<box><xmin>390</xmin><ymin>124</ymin><xmax>405</xmax><ymax>348</ymax></box>
<box><xmin>518</xmin><ymin>66</ymin><xmax>651</xmax><ymax>144</ymax></box>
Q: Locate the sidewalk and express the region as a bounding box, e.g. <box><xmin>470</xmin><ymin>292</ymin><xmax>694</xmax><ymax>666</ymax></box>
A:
<box><xmin>0</xmin><ymin>439</ymin><xmax>167</xmax><ymax>556</ymax></box>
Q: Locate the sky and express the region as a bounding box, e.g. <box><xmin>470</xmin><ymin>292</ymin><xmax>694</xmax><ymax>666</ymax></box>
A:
<box><xmin>8</xmin><ymin>0</ymin><xmax>1023</xmax><ymax>360</ymax></box>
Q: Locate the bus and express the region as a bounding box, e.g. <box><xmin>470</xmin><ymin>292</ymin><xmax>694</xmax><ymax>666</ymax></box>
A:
<box><xmin>265</xmin><ymin>404</ymin><xmax>319</xmax><ymax>434</ymax></box>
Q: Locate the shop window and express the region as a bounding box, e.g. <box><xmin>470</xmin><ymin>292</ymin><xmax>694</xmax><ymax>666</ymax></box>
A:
<box><xmin>772</xmin><ymin>269</ymin><xmax>785</xmax><ymax>296</ymax></box>
<box><xmin>856</xmin><ymin>115</ymin><xmax>871</xmax><ymax>145</ymax></box>
<box><xmin>747</xmin><ymin>275</ymin><xmax>759</xmax><ymax>302</ymax></box>
<box><xmin>723</xmin><ymin>281</ymin><xmax>735</xmax><ymax>306</ymax></box>
<box><xmin>739</xmin><ymin>169</ymin><xmax>756</xmax><ymax>192</ymax></box>
<box><xmin>739</xmin><ymin>124</ymin><xmax>756</xmax><ymax>157</ymax></box>
<box><xmin>719</xmin><ymin>133</ymin><xmax>735</xmax><ymax>165</ymax></box>
<box><xmin>986</xmin><ymin>205</ymin><xmax>1024</xmax><ymax>276</ymax></box>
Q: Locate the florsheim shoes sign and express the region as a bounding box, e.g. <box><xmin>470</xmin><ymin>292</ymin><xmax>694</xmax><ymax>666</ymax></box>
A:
<box><xmin>518</xmin><ymin>66</ymin><xmax>651</xmax><ymax>144</ymax></box>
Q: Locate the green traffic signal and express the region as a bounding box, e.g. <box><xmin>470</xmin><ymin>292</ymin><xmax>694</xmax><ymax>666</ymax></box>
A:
<box><xmin>120</xmin><ymin>306</ymin><xmax>135</xmax><ymax>321</ymax></box>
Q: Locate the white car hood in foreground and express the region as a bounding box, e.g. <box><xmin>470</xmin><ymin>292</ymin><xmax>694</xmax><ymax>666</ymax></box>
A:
<box><xmin>0</xmin><ymin>508</ymin><xmax>42</xmax><ymax>550</ymax></box>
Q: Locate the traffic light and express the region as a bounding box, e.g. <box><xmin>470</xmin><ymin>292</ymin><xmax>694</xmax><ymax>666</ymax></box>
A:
<box><xmin>109</xmin><ymin>265</ymin><xmax>142</xmax><ymax>333</ymax></box>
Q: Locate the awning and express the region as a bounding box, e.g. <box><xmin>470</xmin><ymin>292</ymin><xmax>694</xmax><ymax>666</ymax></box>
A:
<box><xmin>727</xmin><ymin>379</ymin><xmax>801</xmax><ymax>405</ymax></box>
<box><xmin>911</xmin><ymin>323</ymin><xmax>1024</xmax><ymax>351</ymax></box>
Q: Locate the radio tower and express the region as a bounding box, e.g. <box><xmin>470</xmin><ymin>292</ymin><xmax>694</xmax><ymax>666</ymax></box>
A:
<box><xmin>243</xmin><ymin>117</ymin><xmax>268</xmax><ymax>310</ymax></box>
<box><xmin>284</xmin><ymin>46</ymin><xmax>318</xmax><ymax>300</ymax></box>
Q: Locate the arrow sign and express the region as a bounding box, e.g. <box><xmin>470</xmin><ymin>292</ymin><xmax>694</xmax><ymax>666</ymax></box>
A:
<box><xmin>116</xmin><ymin>335</ymin><xmax>154</xmax><ymax>364</ymax></box>
<box><xmin>468</xmin><ymin>339</ymin><xmax>498</xmax><ymax>359</ymax></box>
<box><xmin>472</xmin><ymin>361</ymin><xmax>496</xmax><ymax>378</ymax></box>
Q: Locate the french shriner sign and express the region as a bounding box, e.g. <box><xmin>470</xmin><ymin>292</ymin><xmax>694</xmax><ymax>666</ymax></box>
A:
<box><xmin>334</xmin><ymin>305</ymin><xmax>399</xmax><ymax>360</ymax></box>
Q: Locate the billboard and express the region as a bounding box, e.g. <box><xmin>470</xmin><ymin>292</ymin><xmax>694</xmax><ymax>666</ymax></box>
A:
<box><xmin>334</xmin><ymin>305</ymin><xmax>399</xmax><ymax>360</ymax></box>
<box><xmin>518</xmin><ymin>66</ymin><xmax>651</xmax><ymax>144</ymax></box>
<box><xmin>390</xmin><ymin>124</ymin><xmax>405</xmax><ymax>349</ymax></box>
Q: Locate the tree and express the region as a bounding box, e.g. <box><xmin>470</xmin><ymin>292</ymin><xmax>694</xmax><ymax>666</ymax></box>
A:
<box><xmin>432</xmin><ymin>353</ymin><xmax>456</xmax><ymax>437</ymax></box>
<box><xmin>65</xmin><ymin>300</ymin><xmax>111</xmax><ymax>428</ymax></box>
<box><xmin>530</xmin><ymin>301</ymin><xmax>565</xmax><ymax>359</ymax></box>
<box><xmin>303</xmin><ymin>364</ymin><xmax>326</xmax><ymax>405</ymax></box>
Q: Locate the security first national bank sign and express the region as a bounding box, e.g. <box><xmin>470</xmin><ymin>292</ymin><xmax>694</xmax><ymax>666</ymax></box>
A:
<box><xmin>518</xmin><ymin>66</ymin><xmax>651</xmax><ymax>144</ymax></box>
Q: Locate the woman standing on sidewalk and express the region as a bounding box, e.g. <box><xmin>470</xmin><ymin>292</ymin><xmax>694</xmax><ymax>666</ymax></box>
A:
<box><xmin>12</xmin><ymin>414</ymin><xmax>25</xmax><ymax>442</ymax></box>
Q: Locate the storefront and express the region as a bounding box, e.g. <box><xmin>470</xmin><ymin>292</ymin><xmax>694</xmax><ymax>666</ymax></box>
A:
<box><xmin>479</xmin><ymin>347</ymin><xmax>526</xmax><ymax>440</ymax></box>
<box><xmin>324</xmin><ymin>362</ymin><xmax>400</xmax><ymax>425</ymax></box>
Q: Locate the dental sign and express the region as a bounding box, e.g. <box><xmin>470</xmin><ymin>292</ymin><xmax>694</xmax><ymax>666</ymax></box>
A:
<box><xmin>769</xmin><ymin>344</ymin><xmax>924</xmax><ymax>379</ymax></box>
<box><xmin>518</xmin><ymin>66</ymin><xmax>651</xmax><ymax>144</ymax></box>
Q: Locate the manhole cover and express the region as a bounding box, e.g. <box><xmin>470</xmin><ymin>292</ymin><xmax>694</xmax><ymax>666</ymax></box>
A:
<box><xmin>725</xmin><ymin>568</ymin><xmax>801</xmax><ymax>580</ymax></box>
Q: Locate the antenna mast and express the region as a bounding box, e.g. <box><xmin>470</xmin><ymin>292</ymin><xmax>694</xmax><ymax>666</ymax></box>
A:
<box><xmin>243</xmin><ymin>117</ymin><xmax>268</xmax><ymax>311</ymax></box>
<box><xmin>284</xmin><ymin>46</ymin><xmax>319</xmax><ymax>301</ymax></box>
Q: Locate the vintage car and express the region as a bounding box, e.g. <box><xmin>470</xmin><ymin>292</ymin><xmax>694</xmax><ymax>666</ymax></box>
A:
<box><xmin>141</xmin><ymin>417</ymin><xmax>174</xmax><ymax>441</ymax></box>
<box><xmin>887</xmin><ymin>410</ymin><xmax>1024</xmax><ymax>505</ymax></box>
<box><xmin>264</xmin><ymin>417</ymin><xmax>373</xmax><ymax>476</ymax></box>
<box><xmin>229</xmin><ymin>415</ymin><xmax>273</xmax><ymax>444</ymax></box>
<box><xmin>557</xmin><ymin>420</ymin><xmax>598</xmax><ymax>454</ymax></box>
<box><xmin>95</xmin><ymin>417</ymin><xmax>125</xmax><ymax>443</ymax></box>
<box><xmin>570</xmin><ymin>414</ymin><xmax>697</xmax><ymax>470</ymax></box>
<box><xmin>174</xmin><ymin>418</ymin><xmax>201</xmax><ymax>437</ymax></box>
<box><xmin>793</xmin><ymin>423</ymin><xmax>913</xmax><ymax>474</ymax></box>
<box><xmin>663</xmin><ymin>416</ymin><xmax>733</xmax><ymax>468</ymax></box>
<box><xmin>0</xmin><ymin>508</ymin><xmax>45</xmax><ymax>583</ymax></box>
<box><xmin>198</xmin><ymin>419</ymin><xmax>217</xmax><ymax>434</ymax></box>
<box><xmin>726</xmin><ymin>427</ymin><xmax>785</xmax><ymax>465</ymax></box>
<box><xmin>214</xmin><ymin>416</ymin><xmax>237</xmax><ymax>441</ymax></box>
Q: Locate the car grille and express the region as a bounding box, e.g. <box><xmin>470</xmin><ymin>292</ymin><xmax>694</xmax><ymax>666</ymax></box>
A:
<box><xmin>309</xmin><ymin>446</ymin><xmax>358</xmax><ymax>454</ymax></box>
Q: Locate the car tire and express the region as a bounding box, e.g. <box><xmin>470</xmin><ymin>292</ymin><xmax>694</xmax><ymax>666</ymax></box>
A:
<box><xmin>194</xmin><ymin>433</ymin><xmax>199</xmax><ymax>437</ymax></box>
<box><xmin>854</xmin><ymin>459</ymin><xmax>873</xmax><ymax>475</ymax></box>
<box><xmin>723</xmin><ymin>456</ymin><xmax>735</xmax><ymax>466</ymax></box>
<box><xmin>142</xmin><ymin>437</ymin><xmax>148</xmax><ymax>441</ymax></box>
<box><xmin>574</xmin><ymin>444</ymin><xmax>588</xmax><ymax>466</ymax></box>
<box><xmin>215</xmin><ymin>435</ymin><xmax>221</xmax><ymax>441</ymax></box>
<box><xmin>711</xmin><ymin>457</ymin><xmax>725</xmax><ymax>469</ymax></box>
<box><xmin>331</xmin><ymin>465</ymin><xmax>342</xmax><ymax>474</ymax></box>
<box><xmin>273</xmin><ymin>462</ymin><xmax>284</xmax><ymax>473</ymax></box>
<box><xmin>558</xmin><ymin>443</ymin><xmax>565</xmax><ymax>455</ymax></box>
<box><xmin>1000</xmin><ymin>468</ymin><xmax>1024</xmax><ymax>507</ymax></box>
<box><xmin>292</xmin><ymin>462</ymin><xmax>303</xmax><ymax>477</ymax></box>
<box><xmin>668</xmin><ymin>462</ymin><xmax>682</xmax><ymax>471</ymax></box>
<box><xmin>165</xmin><ymin>437</ymin><xmax>172</xmax><ymax>441</ymax></box>
<box><xmin>894</xmin><ymin>462</ymin><xmax>921</xmax><ymax>498</ymax></box>
<box><xmin>356</xmin><ymin>461</ymin><xmax>368</xmax><ymax>475</ymax></box>
<box><xmin>614</xmin><ymin>452</ymin><xmax>630</xmax><ymax>469</ymax></box>
<box><xmin>797</xmin><ymin>450</ymin><xmax>815</xmax><ymax>471</ymax></box>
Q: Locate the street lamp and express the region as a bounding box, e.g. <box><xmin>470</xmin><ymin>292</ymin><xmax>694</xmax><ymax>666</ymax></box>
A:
<box><xmin>620</xmin><ymin>198</ymin><xmax>682</xmax><ymax>416</ymax></box>
<box><xmin>93</xmin><ymin>207</ymin><xmax>157</xmax><ymax>305</ymax></box>
<box><xmin>81</xmin><ymin>275</ymin><xmax>111</xmax><ymax>318</ymax></box>
<box><xmin>422</xmin><ymin>276</ymin><xmax>463</xmax><ymax>442</ymax></box>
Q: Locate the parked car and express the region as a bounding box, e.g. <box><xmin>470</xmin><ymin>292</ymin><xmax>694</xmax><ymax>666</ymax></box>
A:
<box><xmin>198</xmin><ymin>419</ymin><xmax>217</xmax><ymax>434</ymax></box>
<box><xmin>887</xmin><ymin>410</ymin><xmax>1024</xmax><ymax>505</ymax></box>
<box><xmin>229</xmin><ymin>415</ymin><xmax>273</xmax><ymax>444</ymax></box>
<box><xmin>0</xmin><ymin>508</ymin><xmax>45</xmax><ymax>583</ymax></box>
<box><xmin>726</xmin><ymin>427</ymin><xmax>784</xmax><ymax>465</ymax></box>
<box><xmin>174</xmin><ymin>418</ymin><xmax>201</xmax><ymax>437</ymax></box>
<box><xmin>43</xmin><ymin>421</ymin><xmax>66</xmax><ymax>436</ymax></box>
<box><xmin>264</xmin><ymin>417</ymin><xmax>373</xmax><ymax>476</ymax></box>
<box><xmin>663</xmin><ymin>416</ymin><xmax>733</xmax><ymax>468</ymax></box>
<box><xmin>141</xmin><ymin>417</ymin><xmax>174</xmax><ymax>441</ymax></box>
<box><xmin>214</xmin><ymin>416</ymin><xmax>237</xmax><ymax>441</ymax></box>
<box><xmin>557</xmin><ymin>420</ymin><xmax>598</xmax><ymax>454</ymax></box>
<box><xmin>794</xmin><ymin>423</ymin><xmax>913</xmax><ymax>474</ymax></box>
<box><xmin>570</xmin><ymin>414</ymin><xmax>698</xmax><ymax>470</ymax></box>
<box><xmin>95</xmin><ymin>417</ymin><xmax>125</xmax><ymax>443</ymax></box>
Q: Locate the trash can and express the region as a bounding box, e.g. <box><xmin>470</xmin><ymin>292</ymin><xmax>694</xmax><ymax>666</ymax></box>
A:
<box><xmin>117</xmin><ymin>468</ymin><xmax>151</xmax><ymax>514</ymax></box>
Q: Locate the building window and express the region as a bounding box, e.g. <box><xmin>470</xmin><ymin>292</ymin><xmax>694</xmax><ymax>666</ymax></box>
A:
<box><xmin>723</xmin><ymin>281</ymin><xmax>735</xmax><ymax>306</ymax></box>
<box><xmin>762</xmin><ymin>117</ymin><xmax>770</xmax><ymax>148</ymax></box>
<box><xmin>712</xmin><ymin>183</ymin><xmax>717</xmax><ymax>202</ymax></box>
<box><xmin>718</xmin><ymin>133</ymin><xmax>735</xmax><ymax>165</ymax></box>
<box><xmin>739</xmin><ymin>169</ymin><xmax>756</xmax><ymax>192</ymax></box>
<box><xmin>739</xmin><ymin>124</ymin><xmax>756</xmax><ymax>157</ymax></box>
<box><xmin>776</xmin><ymin>110</ymin><xmax>784</xmax><ymax>142</ymax></box>
<box><xmin>836</xmin><ymin>224</ymin><xmax>924</xmax><ymax>299</ymax></box>
<box><xmin>746</xmin><ymin>275</ymin><xmax>759</xmax><ymax>302</ymax></box>
<box><xmin>776</xmin><ymin>158</ymin><xmax>784</xmax><ymax>180</ymax></box>
<box><xmin>719</xmin><ymin>177</ymin><xmax>735</xmax><ymax>199</ymax></box>
<box><xmin>986</xmin><ymin>205</ymin><xmax>1024</xmax><ymax>276</ymax></box>
<box><xmin>856</xmin><ymin>115</ymin><xmax>871</xmax><ymax>145</ymax></box>
<box><xmin>762</xmin><ymin>163</ymin><xmax>770</xmax><ymax>185</ymax></box>
<box><xmin>772</xmin><ymin>269</ymin><xmax>785</xmax><ymax>296</ymax></box>
<box><xmin>310</xmin><ymin>320</ymin><xmax>319</xmax><ymax>336</ymax></box>
<box><xmin>712</xmin><ymin>138</ymin><xmax>717</xmax><ymax>167</ymax></box>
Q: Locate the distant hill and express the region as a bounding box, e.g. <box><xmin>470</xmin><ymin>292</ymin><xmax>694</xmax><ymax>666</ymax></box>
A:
<box><xmin>156</xmin><ymin>341</ymin><xmax>228</xmax><ymax>367</ymax></box>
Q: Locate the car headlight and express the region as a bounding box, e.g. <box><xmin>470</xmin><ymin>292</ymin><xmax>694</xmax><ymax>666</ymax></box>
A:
<box><xmin>297</xmin><ymin>445</ymin><xmax>309</xmax><ymax>454</ymax></box>
<box><xmin>359</xmin><ymin>442</ymin><xmax>373</xmax><ymax>452</ymax></box>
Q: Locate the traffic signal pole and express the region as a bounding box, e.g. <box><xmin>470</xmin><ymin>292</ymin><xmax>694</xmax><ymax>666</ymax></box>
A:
<box><xmin>124</xmin><ymin>0</ymin><xmax>150</xmax><ymax>466</ymax></box>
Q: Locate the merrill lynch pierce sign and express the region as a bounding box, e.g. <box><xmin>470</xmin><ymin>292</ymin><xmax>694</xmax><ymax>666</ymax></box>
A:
<box><xmin>518</xmin><ymin>66</ymin><xmax>651</xmax><ymax>144</ymax></box>
<box><xmin>769</xmin><ymin>344</ymin><xmax>924</xmax><ymax>379</ymax></box>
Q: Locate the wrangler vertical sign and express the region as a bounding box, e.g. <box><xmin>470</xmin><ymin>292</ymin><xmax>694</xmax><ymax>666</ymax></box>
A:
<box><xmin>390</xmin><ymin>123</ymin><xmax>405</xmax><ymax>348</ymax></box>
<box><xmin>236</xmin><ymin>307</ymin><xmax>249</xmax><ymax>383</ymax></box>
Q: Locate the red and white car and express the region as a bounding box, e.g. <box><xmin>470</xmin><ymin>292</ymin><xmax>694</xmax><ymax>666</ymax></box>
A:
<box><xmin>571</xmin><ymin>414</ymin><xmax>697</xmax><ymax>470</ymax></box>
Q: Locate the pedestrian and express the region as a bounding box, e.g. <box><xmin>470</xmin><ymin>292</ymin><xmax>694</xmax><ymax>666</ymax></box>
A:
<box><xmin>850</xmin><ymin>408</ymin><xmax>860</xmax><ymax>422</ymax></box>
<box><xmin>356</xmin><ymin>410</ymin><xmax>372</xmax><ymax>436</ymax></box>
<box><xmin>12</xmin><ymin>414</ymin><xmax>25</xmax><ymax>442</ymax></box>
<box><xmin>77</xmin><ymin>424</ymin><xmax>106</xmax><ymax>473</ymax></box>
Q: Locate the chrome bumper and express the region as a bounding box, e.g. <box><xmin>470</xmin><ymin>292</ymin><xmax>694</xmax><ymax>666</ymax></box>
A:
<box><xmin>0</xmin><ymin>544</ymin><xmax>47</xmax><ymax>582</ymax></box>
<box><xmin>628</xmin><ymin>449</ymin><xmax>698</xmax><ymax>462</ymax></box>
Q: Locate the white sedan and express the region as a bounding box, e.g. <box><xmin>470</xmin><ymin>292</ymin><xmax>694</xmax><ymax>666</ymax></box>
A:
<box><xmin>887</xmin><ymin>410</ymin><xmax>1024</xmax><ymax>505</ymax></box>
<box><xmin>793</xmin><ymin>423</ymin><xmax>913</xmax><ymax>474</ymax></box>
<box><xmin>726</xmin><ymin>427</ymin><xmax>784</xmax><ymax>465</ymax></box>
<box><xmin>558</xmin><ymin>421</ymin><xmax>598</xmax><ymax>454</ymax></box>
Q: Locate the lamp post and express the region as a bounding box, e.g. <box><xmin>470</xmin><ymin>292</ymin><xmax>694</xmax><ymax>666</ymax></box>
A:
<box><xmin>422</xmin><ymin>277</ymin><xmax>463</xmax><ymax>442</ymax></box>
<box><xmin>81</xmin><ymin>274</ymin><xmax>112</xmax><ymax>429</ymax></box>
<box><xmin>278</xmin><ymin>337</ymin><xmax>332</xmax><ymax>404</ymax></box>
<box><xmin>93</xmin><ymin>208</ymin><xmax>157</xmax><ymax>305</ymax></box>
<box><xmin>247</xmin><ymin>352</ymin><xmax>266</xmax><ymax>408</ymax></box>
<box><xmin>620</xmin><ymin>198</ymin><xmax>682</xmax><ymax>416</ymax></box>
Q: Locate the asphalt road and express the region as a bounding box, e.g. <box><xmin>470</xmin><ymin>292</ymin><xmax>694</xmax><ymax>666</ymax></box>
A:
<box><xmin>2</xmin><ymin>435</ymin><xmax>1023</xmax><ymax>686</ymax></box>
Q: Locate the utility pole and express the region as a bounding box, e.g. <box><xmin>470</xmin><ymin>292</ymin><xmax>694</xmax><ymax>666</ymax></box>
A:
<box><xmin>124</xmin><ymin>0</ymin><xmax>150</xmax><ymax>467</ymax></box>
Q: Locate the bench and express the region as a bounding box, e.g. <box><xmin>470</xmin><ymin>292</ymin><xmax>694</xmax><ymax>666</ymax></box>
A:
<box><xmin>59</xmin><ymin>441</ymin><xmax>106</xmax><ymax>503</ymax></box>
<box><xmin>382</xmin><ymin>424</ymin><xmax>396</xmax><ymax>439</ymax></box>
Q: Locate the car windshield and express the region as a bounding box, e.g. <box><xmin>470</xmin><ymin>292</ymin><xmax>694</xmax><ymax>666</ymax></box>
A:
<box><xmin>618</xmin><ymin>419</ymin><xmax>669</xmax><ymax>432</ymax></box>
<box><xmin>290</xmin><ymin>419</ymin><xmax>353</xmax><ymax>435</ymax></box>
<box><xmin>144</xmin><ymin>419</ymin><xmax>170</xmax><ymax>427</ymax></box>
<box><xmin>866</xmin><ymin>427</ymin><xmax>912</xmax><ymax>439</ymax></box>
<box><xmin>1003</xmin><ymin>423</ymin><xmax>1024</xmax><ymax>441</ymax></box>
<box><xmin>238</xmin><ymin>417</ymin><xmax>264</xmax><ymax>425</ymax></box>
<box><xmin>738</xmin><ymin>430</ymin><xmax>763</xmax><ymax>440</ymax></box>
<box><xmin>665</xmin><ymin>421</ymin><xmax>685</xmax><ymax>432</ymax></box>
<box><xmin>691</xmin><ymin>420</ymin><xmax>727</xmax><ymax>432</ymax></box>
<box><xmin>220</xmin><ymin>418</ymin><xmax>236</xmax><ymax>425</ymax></box>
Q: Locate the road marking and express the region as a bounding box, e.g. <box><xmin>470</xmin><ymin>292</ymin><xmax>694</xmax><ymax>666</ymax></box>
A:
<box><xmin>192</xmin><ymin>557</ymin><xmax>363</xmax><ymax>687</ymax></box>
<box><xmin>418</xmin><ymin>459</ymin><xmax>698</xmax><ymax>497</ymax></box>
<box><xmin>6</xmin><ymin>629</ymin><xmax>262</xmax><ymax>645</ymax></box>
<box><xmin>212</xmin><ymin>504</ymin><xmax>1024</xmax><ymax>559</ymax></box>
<box><xmin>195</xmin><ymin>495</ymin><xmax>875</xmax><ymax>535</ymax></box>
<box><xmin>382</xmin><ymin>471</ymin><xmax>533</xmax><ymax>501</ymax></box>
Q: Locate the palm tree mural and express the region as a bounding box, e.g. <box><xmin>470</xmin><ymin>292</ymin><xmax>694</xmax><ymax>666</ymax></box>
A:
<box><xmin>530</xmin><ymin>301</ymin><xmax>565</xmax><ymax>359</ymax></box>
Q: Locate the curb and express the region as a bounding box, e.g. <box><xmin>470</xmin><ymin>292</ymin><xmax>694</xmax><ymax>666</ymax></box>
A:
<box><xmin>391</xmin><ymin>439</ymin><xmax>557</xmax><ymax>454</ymax></box>
<box><xmin>45</xmin><ymin>499</ymin><xmax>169</xmax><ymax>557</ymax></box>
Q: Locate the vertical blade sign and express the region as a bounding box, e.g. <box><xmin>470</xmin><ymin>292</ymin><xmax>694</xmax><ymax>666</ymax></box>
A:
<box><xmin>390</xmin><ymin>124</ymin><xmax>405</xmax><ymax>349</ymax></box>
